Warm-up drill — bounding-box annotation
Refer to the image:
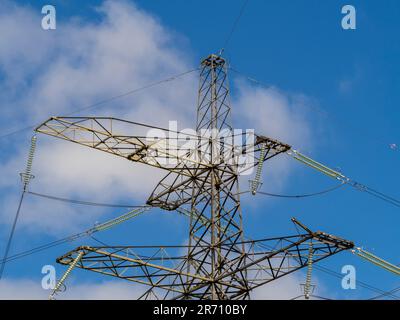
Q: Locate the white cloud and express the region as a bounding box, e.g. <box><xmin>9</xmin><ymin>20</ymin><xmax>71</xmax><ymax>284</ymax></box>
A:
<box><xmin>251</xmin><ymin>272</ymin><xmax>330</xmax><ymax>300</ymax></box>
<box><xmin>234</xmin><ymin>80</ymin><xmax>313</xmax><ymax>149</ymax></box>
<box><xmin>251</xmin><ymin>274</ymin><xmax>303</xmax><ymax>300</ymax></box>
<box><xmin>0</xmin><ymin>0</ymin><xmax>196</xmax><ymax>124</ymax></box>
<box><xmin>0</xmin><ymin>0</ymin><xmax>319</xmax><ymax>299</ymax></box>
<box><xmin>0</xmin><ymin>277</ymin><xmax>146</xmax><ymax>300</ymax></box>
<box><xmin>0</xmin><ymin>0</ymin><xmax>196</xmax><ymax>232</ymax></box>
<box><xmin>0</xmin><ymin>0</ymin><xmax>317</xmax><ymax>234</ymax></box>
<box><xmin>235</xmin><ymin>82</ymin><xmax>314</xmax><ymax>192</ymax></box>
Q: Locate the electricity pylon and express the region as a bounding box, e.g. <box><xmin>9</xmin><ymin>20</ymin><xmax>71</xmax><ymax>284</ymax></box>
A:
<box><xmin>36</xmin><ymin>54</ymin><xmax>354</xmax><ymax>300</ymax></box>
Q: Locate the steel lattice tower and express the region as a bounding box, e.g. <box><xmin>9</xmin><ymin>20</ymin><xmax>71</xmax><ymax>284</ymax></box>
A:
<box><xmin>175</xmin><ymin>54</ymin><xmax>245</xmax><ymax>299</ymax></box>
<box><xmin>36</xmin><ymin>54</ymin><xmax>354</xmax><ymax>300</ymax></box>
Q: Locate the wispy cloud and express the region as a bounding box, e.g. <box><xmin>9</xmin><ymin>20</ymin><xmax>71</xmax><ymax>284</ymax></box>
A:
<box><xmin>0</xmin><ymin>0</ymin><xmax>316</xmax><ymax>233</ymax></box>
<box><xmin>0</xmin><ymin>0</ymin><xmax>318</xmax><ymax>299</ymax></box>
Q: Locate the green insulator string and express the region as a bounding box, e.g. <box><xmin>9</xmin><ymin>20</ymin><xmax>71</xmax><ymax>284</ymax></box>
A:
<box><xmin>304</xmin><ymin>241</ymin><xmax>314</xmax><ymax>299</ymax></box>
<box><xmin>250</xmin><ymin>143</ymin><xmax>266</xmax><ymax>195</ymax></box>
<box><xmin>20</xmin><ymin>135</ymin><xmax>37</xmax><ymax>190</ymax></box>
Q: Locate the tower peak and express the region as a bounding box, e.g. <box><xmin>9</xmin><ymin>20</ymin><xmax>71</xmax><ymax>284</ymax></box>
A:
<box><xmin>201</xmin><ymin>54</ymin><xmax>225</xmax><ymax>67</ymax></box>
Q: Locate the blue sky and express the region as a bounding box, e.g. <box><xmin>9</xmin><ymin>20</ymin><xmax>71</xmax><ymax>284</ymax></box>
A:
<box><xmin>0</xmin><ymin>0</ymin><xmax>399</xmax><ymax>299</ymax></box>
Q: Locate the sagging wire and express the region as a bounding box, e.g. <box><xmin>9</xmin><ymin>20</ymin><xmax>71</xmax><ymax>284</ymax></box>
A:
<box><xmin>237</xmin><ymin>181</ymin><xmax>345</xmax><ymax>199</ymax></box>
<box><xmin>0</xmin><ymin>206</ymin><xmax>149</xmax><ymax>265</ymax></box>
<box><xmin>288</xmin><ymin>149</ymin><xmax>400</xmax><ymax>209</ymax></box>
<box><xmin>0</xmin><ymin>135</ymin><xmax>37</xmax><ymax>280</ymax></box>
<box><xmin>257</xmin><ymin>181</ymin><xmax>346</xmax><ymax>198</ymax></box>
<box><xmin>245</xmin><ymin>146</ymin><xmax>345</xmax><ymax>199</ymax></box>
<box><xmin>27</xmin><ymin>190</ymin><xmax>144</xmax><ymax>208</ymax></box>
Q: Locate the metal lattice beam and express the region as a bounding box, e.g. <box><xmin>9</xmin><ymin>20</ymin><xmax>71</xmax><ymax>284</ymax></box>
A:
<box><xmin>56</xmin><ymin>224</ymin><xmax>353</xmax><ymax>300</ymax></box>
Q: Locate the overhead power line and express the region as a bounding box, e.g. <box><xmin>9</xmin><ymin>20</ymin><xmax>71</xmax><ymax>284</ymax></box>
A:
<box><xmin>359</xmin><ymin>185</ymin><xmax>400</xmax><ymax>208</ymax></box>
<box><xmin>0</xmin><ymin>125</ymin><xmax>37</xmax><ymax>141</ymax></box>
<box><xmin>27</xmin><ymin>182</ymin><xmax>345</xmax><ymax>211</ymax></box>
<box><xmin>4</xmin><ymin>190</ymin><xmax>395</xmax><ymax>300</ymax></box>
<box><xmin>220</xmin><ymin>0</ymin><xmax>251</xmax><ymax>55</ymax></box>
<box><xmin>290</xmin><ymin>294</ymin><xmax>332</xmax><ymax>300</ymax></box>
<box><xmin>314</xmin><ymin>265</ymin><xmax>400</xmax><ymax>300</ymax></box>
<box><xmin>352</xmin><ymin>247</ymin><xmax>400</xmax><ymax>276</ymax></box>
<box><xmin>229</xmin><ymin>67</ymin><xmax>274</xmax><ymax>90</ymax></box>
<box><xmin>27</xmin><ymin>191</ymin><xmax>143</xmax><ymax>209</ymax></box>
<box><xmin>287</xmin><ymin>149</ymin><xmax>400</xmax><ymax>209</ymax></box>
<box><xmin>253</xmin><ymin>235</ymin><xmax>398</xmax><ymax>300</ymax></box>
<box><xmin>369</xmin><ymin>285</ymin><xmax>400</xmax><ymax>300</ymax></box>
<box><xmin>255</xmin><ymin>182</ymin><xmax>345</xmax><ymax>199</ymax></box>
<box><xmin>0</xmin><ymin>206</ymin><xmax>149</xmax><ymax>265</ymax></box>
<box><xmin>232</xmin><ymin>69</ymin><xmax>400</xmax><ymax>209</ymax></box>
<box><xmin>236</xmin><ymin>181</ymin><xmax>345</xmax><ymax>198</ymax></box>
<box><xmin>230</xmin><ymin>66</ymin><xmax>397</xmax><ymax>152</ymax></box>
<box><xmin>0</xmin><ymin>136</ymin><xmax>37</xmax><ymax>280</ymax></box>
<box><xmin>0</xmin><ymin>68</ymin><xmax>198</xmax><ymax>141</ymax></box>
<box><xmin>17</xmin><ymin>53</ymin><xmax>395</xmax><ymax>300</ymax></box>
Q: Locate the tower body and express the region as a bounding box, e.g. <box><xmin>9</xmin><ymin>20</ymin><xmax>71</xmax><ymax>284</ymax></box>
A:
<box><xmin>184</xmin><ymin>54</ymin><xmax>248</xmax><ymax>299</ymax></box>
<box><xmin>35</xmin><ymin>54</ymin><xmax>354</xmax><ymax>301</ymax></box>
